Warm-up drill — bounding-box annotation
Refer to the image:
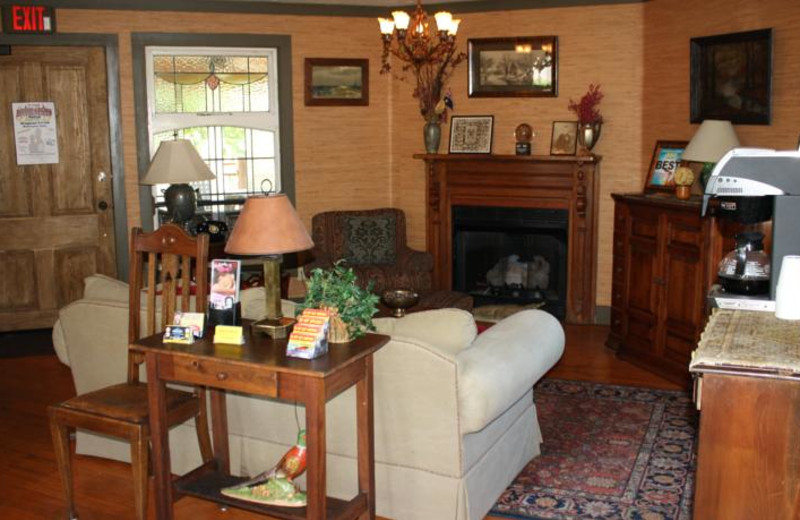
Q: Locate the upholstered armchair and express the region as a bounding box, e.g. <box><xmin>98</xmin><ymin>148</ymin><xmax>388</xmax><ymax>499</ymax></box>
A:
<box><xmin>304</xmin><ymin>208</ymin><xmax>434</xmax><ymax>295</ymax></box>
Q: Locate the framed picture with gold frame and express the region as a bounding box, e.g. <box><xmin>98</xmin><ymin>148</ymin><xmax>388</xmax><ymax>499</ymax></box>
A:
<box><xmin>468</xmin><ymin>36</ymin><xmax>558</xmax><ymax>98</ymax></box>
<box><xmin>644</xmin><ymin>140</ymin><xmax>688</xmax><ymax>193</ymax></box>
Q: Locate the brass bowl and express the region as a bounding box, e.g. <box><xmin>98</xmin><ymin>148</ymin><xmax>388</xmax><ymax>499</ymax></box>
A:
<box><xmin>381</xmin><ymin>289</ymin><xmax>420</xmax><ymax>318</ymax></box>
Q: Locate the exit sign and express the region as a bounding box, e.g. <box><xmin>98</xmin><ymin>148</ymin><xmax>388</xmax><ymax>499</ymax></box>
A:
<box><xmin>2</xmin><ymin>5</ymin><xmax>56</xmax><ymax>34</ymax></box>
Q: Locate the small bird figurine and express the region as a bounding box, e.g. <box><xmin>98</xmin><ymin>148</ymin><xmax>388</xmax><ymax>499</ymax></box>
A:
<box><xmin>221</xmin><ymin>430</ymin><xmax>309</xmax><ymax>507</ymax></box>
<box><xmin>245</xmin><ymin>429</ymin><xmax>307</xmax><ymax>484</ymax></box>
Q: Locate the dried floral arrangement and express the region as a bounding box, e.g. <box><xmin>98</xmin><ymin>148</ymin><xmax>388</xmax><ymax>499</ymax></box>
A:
<box><xmin>568</xmin><ymin>84</ymin><xmax>604</xmax><ymax>125</ymax></box>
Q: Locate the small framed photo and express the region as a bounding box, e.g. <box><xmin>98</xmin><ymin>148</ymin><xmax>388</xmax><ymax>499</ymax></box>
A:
<box><xmin>449</xmin><ymin>115</ymin><xmax>494</xmax><ymax>154</ymax></box>
<box><xmin>550</xmin><ymin>121</ymin><xmax>578</xmax><ymax>156</ymax></box>
<box><xmin>210</xmin><ymin>259</ymin><xmax>241</xmax><ymax>310</ymax></box>
<box><xmin>468</xmin><ymin>36</ymin><xmax>558</xmax><ymax>98</ymax></box>
<box><xmin>690</xmin><ymin>29</ymin><xmax>771</xmax><ymax>125</ymax></box>
<box><xmin>644</xmin><ymin>140</ymin><xmax>688</xmax><ymax>193</ymax></box>
<box><xmin>304</xmin><ymin>58</ymin><xmax>369</xmax><ymax>106</ymax></box>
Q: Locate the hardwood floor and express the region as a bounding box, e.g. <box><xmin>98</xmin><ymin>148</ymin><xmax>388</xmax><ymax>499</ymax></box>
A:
<box><xmin>0</xmin><ymin>324</ymin><xmax>680</xmax><ymax>520</ymax></box>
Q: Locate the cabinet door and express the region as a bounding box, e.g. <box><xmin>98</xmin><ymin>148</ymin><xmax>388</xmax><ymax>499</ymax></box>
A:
<box><xmin>661</xmin><ymin>211</ymin><xmax>705</xmax><ymax>368</ymax></box>
<box><xmin>623</xmin><ymin>207</ymin><xmax>660</xmax><ymax>355</ymax></box>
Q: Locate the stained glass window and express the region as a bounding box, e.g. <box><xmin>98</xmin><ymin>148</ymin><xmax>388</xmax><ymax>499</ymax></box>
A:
<box><xmin>145</xmin><ymin>47</ymin><xmax>280</xmax><ymax>223</ymax></box>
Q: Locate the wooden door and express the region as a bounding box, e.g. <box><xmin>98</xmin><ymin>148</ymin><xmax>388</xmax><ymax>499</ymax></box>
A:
<box><xmin>0</xmin><ymin>46</ymin><xmax>115</xmax><ymax>331</ymax></box>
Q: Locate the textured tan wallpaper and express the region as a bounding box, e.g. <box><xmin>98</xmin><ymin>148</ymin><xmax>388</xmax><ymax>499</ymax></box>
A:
<box><xmin>391</xmin><ymin>3</ymin><xmax>646</xmax><ymax>308</ymax></box>
<box><xmin>54</xmin><ymin>0</ymin><xmax>800</xmax><ymax>310</ymax></box>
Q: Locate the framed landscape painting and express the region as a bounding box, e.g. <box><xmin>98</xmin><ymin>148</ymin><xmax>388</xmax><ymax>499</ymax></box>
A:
<box><xmin>468</xmin><ymin>36</ymin><xmax>558</xmax><ymax>98</ymax></box>
<box><xmin>690</xmin><ymin>29</ymin><xmax>771</xmax><ymax>125</ymax></box>
<box><xmin>304</xmin><ymin>58</ymin><xmax>369</xmax><ymax>106</ymax></box>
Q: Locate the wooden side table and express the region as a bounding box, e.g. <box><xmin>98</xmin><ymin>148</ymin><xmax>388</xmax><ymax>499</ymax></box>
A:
<box><xmin>690</xmin><ymin>309</ymin><xmax>800</xmax><ymax>519</ymax></box>
<box><xmin>131</xmin><ymin>322</ymin><xmax>389</xmax><ymax>520</ymax></box>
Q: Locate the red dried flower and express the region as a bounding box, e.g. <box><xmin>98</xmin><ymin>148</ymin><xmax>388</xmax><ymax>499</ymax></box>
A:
<box><xmin>568</xmin><ymin>84</ymin><xmax>604</xmax><ymax>124</ymax></box>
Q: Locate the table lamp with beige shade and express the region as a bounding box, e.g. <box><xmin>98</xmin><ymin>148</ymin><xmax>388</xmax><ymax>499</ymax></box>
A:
<box><xmin>224</xmin><ymin>194</ymin><xmax>313</xmax><ymax>338</ymax></box>
<box><xmin>682</xmin><ymin>119</ymin><xmax>740</xmax><ymax>189</ymax></box>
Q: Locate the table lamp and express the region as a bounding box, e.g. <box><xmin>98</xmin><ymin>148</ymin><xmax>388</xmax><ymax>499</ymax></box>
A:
<box><xmin>141</xmin><ymin>139</ymin><xmax>215</xmax><ymax>225</ymax></box>
<box><xmin>682</xmin><ymin>120</ymin><xmax>740</xmax><ymax>189</ymax></box>
<box><xmin>224</xmin><ymin>194</ymin><xmax>313</xmax><ymax>338</ymax></box>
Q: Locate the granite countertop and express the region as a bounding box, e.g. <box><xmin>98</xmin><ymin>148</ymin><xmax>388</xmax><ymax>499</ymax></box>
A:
<box><xmin>690</xmin><ymin>309</ymin><xmax>800</xmax><ymax>376</ymax></box>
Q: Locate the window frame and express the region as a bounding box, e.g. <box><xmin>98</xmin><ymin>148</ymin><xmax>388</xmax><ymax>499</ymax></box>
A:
<box><xmin>132</xmin><ymin>33</ymin><xmax>295</xmax><ymax>232</ymax></box>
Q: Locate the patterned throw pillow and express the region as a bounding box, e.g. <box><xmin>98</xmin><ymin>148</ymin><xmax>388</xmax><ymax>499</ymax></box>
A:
<box><xmin>343</xmin><ymin>215</ymin><xmax>397</xmax><ymax>265</ymax></box>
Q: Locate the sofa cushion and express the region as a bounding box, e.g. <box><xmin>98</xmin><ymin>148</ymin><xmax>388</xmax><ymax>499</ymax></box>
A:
<box><xmin>83</xmin><ymin>274</ymin><xmax>129</xmax><ymax>302</ymax></box>
<box><xmin>343</xmin><ymin>214</ymin><xmax>396</xmax><ymax>265</ymax></box>
<box><xmin>373</xmin><ymin>308</ymin><xmax>477</xmax><ymax>357</ymax></box>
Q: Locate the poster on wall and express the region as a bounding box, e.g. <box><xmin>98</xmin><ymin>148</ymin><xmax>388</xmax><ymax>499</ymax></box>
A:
<box><xmin>12</xmin><ymin>102</ymin><xmax>59</xmax><ymax>165</ymax></box>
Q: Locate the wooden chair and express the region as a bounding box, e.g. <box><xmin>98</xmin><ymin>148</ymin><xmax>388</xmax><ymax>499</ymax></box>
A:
<box><xmin>48</xmin><ymin>224</ymin><xmax>214</xmax><ymax>520</ymax></box>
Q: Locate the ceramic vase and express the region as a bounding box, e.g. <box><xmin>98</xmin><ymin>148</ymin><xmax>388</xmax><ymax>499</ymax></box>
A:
<box><xmin>577</xmin><ymin>122</ymin><xmax>602</xmax><ymax>154</ymax></box>
<box><xmin>424</xmin><ymin>121</ymin><xmax>442</xmax><ymax>154</ymax></box>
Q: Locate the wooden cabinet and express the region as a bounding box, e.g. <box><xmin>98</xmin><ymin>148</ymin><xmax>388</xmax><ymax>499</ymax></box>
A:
<box><xmin>608</xmin><ymin>194</ymin><xmax>723</xmax><ymax>386</ymax></box>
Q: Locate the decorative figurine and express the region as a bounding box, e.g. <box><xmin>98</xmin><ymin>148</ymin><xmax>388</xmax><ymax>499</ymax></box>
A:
<box><xmin>515</xmin><ymin>123</ymin><xmax>534</xmax><ymax>155</ymax></box>
<box><xmin>674</xmin><ymin>166</ymin><xmax>695</xmax><ymax>200</ymax></box>
<box><xmin>221</xmin><ymin>430</ymin><xmax>308</xmax><ymax>507</ymax></box>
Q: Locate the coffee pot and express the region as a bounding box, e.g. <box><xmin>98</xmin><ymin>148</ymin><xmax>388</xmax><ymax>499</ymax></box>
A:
<box><xmin>717</xmin><ymin>231</ymin><xmax>770</xmax><ymax>295</ymax></box>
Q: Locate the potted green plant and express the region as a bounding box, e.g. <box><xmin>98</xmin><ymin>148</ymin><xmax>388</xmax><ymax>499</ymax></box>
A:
<box><xmin>299</xmin><ymin>261</ymin><xmax>380</xmax><ymax>343</ymax></box>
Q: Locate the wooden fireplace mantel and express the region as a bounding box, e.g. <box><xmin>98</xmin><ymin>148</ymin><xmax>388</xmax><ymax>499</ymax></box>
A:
<box><xmin>415</xmin><ymin>153</ymin><xmax>601</xmax><ymax>324</ymax></box>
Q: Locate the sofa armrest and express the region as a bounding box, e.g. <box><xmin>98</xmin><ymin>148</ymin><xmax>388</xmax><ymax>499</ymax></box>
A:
<box><xmin>457</xmin><ymin>310</ymin><xmax>564</xmax><ymax>434</ymax></box>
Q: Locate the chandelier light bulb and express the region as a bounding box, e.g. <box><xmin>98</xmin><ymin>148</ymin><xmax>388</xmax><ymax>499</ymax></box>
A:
<box><xmin>434</xmin><ymin>11</ymin><xmax>453</xmax><ymax>33</ymax></box>
<box><xmin>392</xmin><ymin>10</ymin><xmax>410</xmax><ymax>30</ymax></box>
<box><xmin>378</xmin><ymin>17</ymin><xmax>395</xmax><ymax>35</ymax></box>
<box><xmin>448</xmin><ymin>19</ymin><xmax>461</xmax><ymax>36</ymax></box>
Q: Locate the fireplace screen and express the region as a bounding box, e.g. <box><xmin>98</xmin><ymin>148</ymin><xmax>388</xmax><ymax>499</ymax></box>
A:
<box><xmin>452</xmin><ymin>205</ymin><xmax>568</xmax><ymax>319</ymax></box>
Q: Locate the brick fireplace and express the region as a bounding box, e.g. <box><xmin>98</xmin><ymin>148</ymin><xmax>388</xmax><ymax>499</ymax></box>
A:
<box><xmin>417</xmin><ymin>154</ymin><xmax>601</xmax><ymax>324</ymax></box>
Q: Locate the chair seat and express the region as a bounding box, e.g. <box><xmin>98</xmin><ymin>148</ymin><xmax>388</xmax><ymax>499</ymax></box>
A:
<box><xmin>60</xmin><ymin>383</ymin><xmax>197</xmax><ymax>424</ymax></box>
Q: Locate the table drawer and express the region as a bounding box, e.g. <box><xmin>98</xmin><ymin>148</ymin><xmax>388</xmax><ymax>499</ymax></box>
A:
<box><xmin>165</xmin><ymin>355</ymin><xmax>278</xmax><ymax>397</ymax></box>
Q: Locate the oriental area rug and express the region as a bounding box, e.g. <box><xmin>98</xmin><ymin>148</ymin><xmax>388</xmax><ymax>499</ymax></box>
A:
<box><xmin>492</xmin><ymin>379</ymin><xmax>697</xmax><ymax>520</ymax></box>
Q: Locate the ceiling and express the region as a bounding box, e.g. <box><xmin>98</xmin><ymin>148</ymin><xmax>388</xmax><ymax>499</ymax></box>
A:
<box><xmin>41</xmin><ymin>0</ymin><xmax>639</xmax><ymax>16</ymax></box>
<box><xmin>228</xmin><ymin>0</ymin><xmax>482</xmax><ymax>4</ymax></box>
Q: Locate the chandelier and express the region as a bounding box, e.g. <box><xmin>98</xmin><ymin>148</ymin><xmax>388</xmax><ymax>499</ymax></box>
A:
<box><xmin>378</xmin><ymin>0</ymin><xmax>461</xmax><ymax>73</ymax></box>
<box><xmin>378</xmin><ymin>0</ymin><xmax>465</xmax><ymax>123</ymax></box>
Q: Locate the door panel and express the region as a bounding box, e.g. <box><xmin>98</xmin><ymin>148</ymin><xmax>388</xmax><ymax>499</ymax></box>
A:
<box><xmin>0</xmin><ymin>46</ymin><xmax>115</xmax><ymax>331</ymax></box>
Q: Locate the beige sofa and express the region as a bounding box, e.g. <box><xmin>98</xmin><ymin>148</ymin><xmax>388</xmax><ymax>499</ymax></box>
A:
<box><xmin>53</xmin><ymin>275</ymin><xmax>565</xmax><ymax>520</ymax></box>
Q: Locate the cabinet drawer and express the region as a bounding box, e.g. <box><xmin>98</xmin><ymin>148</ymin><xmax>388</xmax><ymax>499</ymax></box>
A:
<box><xmin>164</xmin><ymin>355</ymin><xmax>278</xmax><ymax>397</ymax></box>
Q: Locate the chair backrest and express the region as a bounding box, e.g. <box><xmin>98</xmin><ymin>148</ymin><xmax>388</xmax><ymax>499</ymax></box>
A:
<box><xmin>310</xmin><ymin>208</ymin><xmax>408</xmax><ymax>266</ymax></box>
<box><xmin>127</xmin><ymin>224</ymin><xmax>209</xmax><ymax>382</ymax></box>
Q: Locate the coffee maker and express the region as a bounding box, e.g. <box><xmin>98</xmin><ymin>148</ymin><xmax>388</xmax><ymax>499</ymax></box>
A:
<box><xmin>702</xmin><ymin>147</ymin><xmax>800</xmax><ymax>301</ymax></box>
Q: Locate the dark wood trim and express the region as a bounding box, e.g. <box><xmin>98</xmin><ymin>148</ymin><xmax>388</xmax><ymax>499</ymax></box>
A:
<box><xmin>131</xmin><ymin>32</ymin><xmax>296</xmax><ymax>232</ymax></box>
<box><xmin>11</xmin><ymin>0</ymin><xmax>647</xmax><ymax>17</ymax></box>
<box><xmin>0</xmin><ymin>32</ymin><xmax>129</xmax><ymax>281</ymax></box>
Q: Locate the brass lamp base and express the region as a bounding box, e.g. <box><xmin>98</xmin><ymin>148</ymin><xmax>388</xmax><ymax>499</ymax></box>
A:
<box><xmin>251</xmin><ymin>316</ymin><xmax>296</xmax><ymax>339</ymax></box>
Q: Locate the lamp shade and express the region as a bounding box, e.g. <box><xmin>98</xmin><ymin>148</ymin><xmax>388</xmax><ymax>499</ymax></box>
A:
<box><xmin>682</xmin><ymin>120</ymin><xmax>741</xmax><ymax>163</ymax></box>
<box><xmin>224</xmin><ymin>194</ymin><xmax>313</xmax><ymax>256</ymax></box>
<box><xmin>141</xmin><ymin>139</ymin><xmax>215</xmax><ymax>185</ymax></box>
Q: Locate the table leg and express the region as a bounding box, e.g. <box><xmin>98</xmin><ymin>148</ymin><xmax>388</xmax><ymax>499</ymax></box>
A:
<box><xmin>305</xmin><ymin>377</ymin><xmax>326</xmax><ymax>519</ymax></box>
<box><xmin>145</xmin><ymin>352</ymin><xmax>173</xmax><ymax>520</ymax></box>
<box><xmin>356</xmin><ymin>356</ymin><xmax>376</xmax><ymax>520</ymax></box>
<box><xmin>209</xmin><ymin>388</ymin><xmax>230</xmax><ymax>474</ymax></box>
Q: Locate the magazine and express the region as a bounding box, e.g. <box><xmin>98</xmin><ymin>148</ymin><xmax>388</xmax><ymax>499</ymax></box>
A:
<box><xmin>210</xmin><ymin>259</ymin><xmax>241</xmax><ymax>310</ymax></box>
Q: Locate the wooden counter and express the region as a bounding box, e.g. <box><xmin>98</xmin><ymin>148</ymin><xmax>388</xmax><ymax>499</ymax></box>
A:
<box><xmin>690</xmin><ymin>309</ymin><xmax>800</xmax><ymax>519</ymax></box>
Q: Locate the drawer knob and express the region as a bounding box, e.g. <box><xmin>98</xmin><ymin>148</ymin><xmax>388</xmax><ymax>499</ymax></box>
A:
<box><xmin>216</xmin><ymin>372</ymin><xmax>229</xmax><ymax>381</ymax></box>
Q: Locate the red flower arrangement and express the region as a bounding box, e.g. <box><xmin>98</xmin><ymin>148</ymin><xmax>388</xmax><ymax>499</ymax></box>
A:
<box><xmin>568</xmin><ymin>84</ymin><xmax>604</xmax><ymax>125</ymax></box>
